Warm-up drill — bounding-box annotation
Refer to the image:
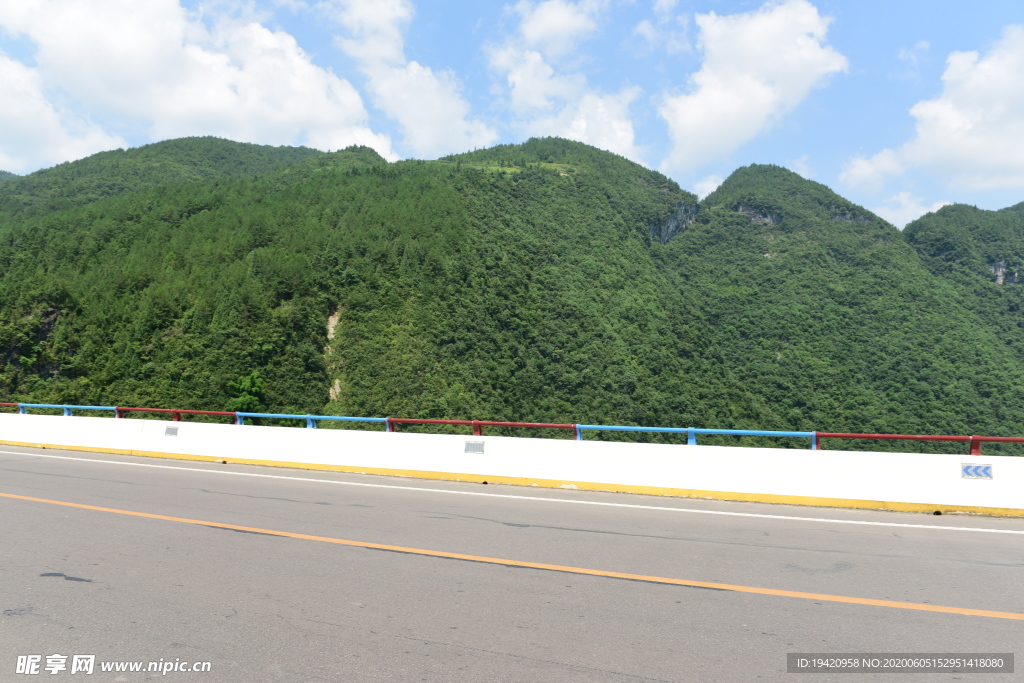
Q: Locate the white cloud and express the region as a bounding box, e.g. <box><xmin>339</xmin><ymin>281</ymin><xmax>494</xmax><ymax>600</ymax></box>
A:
<box><xmin>272</xmin><ymin>0</ymin><xmax>311</xmax><ymax>11</ymax></box>
<box><xmin>327</xmin><ymin>0</ymin><xmax>497</xmax><ymax>158</ymax></box>
<box><xmin>329</xmin><ymin>0</ymin><xmax>409</xmax><ymax>66</ymax></box>
<box><xmin>844</xmin><ymin>25</ymin><xmax>1024</xmax><ymax>192</ymax></box>
<box><xmin>632</xmin><ymin>0</ymin><xmax>689</xmax><ymax>54</ymax></box>
<box><xmin>893</xmin><ymin>40</ymin><xmax>930</xmax><ymax>81</ymax></box>
<box><xmin>787</xmin><ymin>154</ymin><xmax>813</xmax><ymax>178</ymax></box>
<box><xmin>489</xmin><ymin>45</ymin><xmax>585</xmax><ymax>114</ymax></box>
<box><xmin>658</xmin><ymin>0</ymin><xmax>847</xmax><ymax>173</ymax></box>
<box><xmin>524</xmin><ymin>88</ymin><xmax>643</xmax><ymax>159</ymax></box>
<box><xmin>872</xmin><ymin>192</ymin><xmax>950</xmax><ymax>229</ymax></box>
<box><xmin>839</xmin><ymin>148</ymin><xmax>903</xmax><ymax>190</ymax></box>
<box><xmin>513</xmin><ymin>0</ymin><xmax>605</xmax><ymax>58</ymax></box>
<box><xmin>0</xmin><ymin>0</ymin><xmax>396</xmax><ymax>169</ymax></box>
<box><xmin>358</xmin><ymin>61</ymin><xmax>497</xmax><ymax>158</ymax></box>
<box><xmin>693</xmin><ymin>173</ymin><xmax>723</xmax><ymax>199</ymax></box>
<box><xmin>906</xmin><ymin>26</ymin><xmax>1024</xmax><ymax>189</ymax></box>
<box><xmin>633</xmin><ymin>20</ymin><xmax>658</xmax><ymax>45</ymax></box>
<box><xmin>898</xmin><ymin>40</ymin><xmax>930</xmax><ymax>66</ymax></box>
<box><xmin>489</xmin><ymin>0</ymin><xmax>643</xmax><ymax>163</ymax></box>
<box><xmin>0</xmin><ymin>54</ymin><xmax>125</xmax><ymax>173</ymax></box>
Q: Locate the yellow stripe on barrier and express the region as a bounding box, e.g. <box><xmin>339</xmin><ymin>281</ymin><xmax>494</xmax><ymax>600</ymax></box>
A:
<box><xmin>3</xmin><ymin>438</ymin><xmax>1023</xmax><ymax>517</ymax></box>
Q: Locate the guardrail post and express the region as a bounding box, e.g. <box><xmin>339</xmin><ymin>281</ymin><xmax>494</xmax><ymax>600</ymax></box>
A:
<box><xmin>385</xmin><ymin>418</ymin><xmax>394</xmax><ymax>432</ymax></box>
<box><xmin>114</xmin><ymin>407</ymin><xmax>123</xmax><ymax>418</ymax></box>
<box><xmin>306</xmin><ymin>415</ymin><xmax>317</xmax><ymax>429</ymax></box>
<box><xmin>969</xmin><ymin>435</ymin><xmax>982</xmax><ymax>456</ymax></box>
<box><xmin>472</xmin><ymin>420</ymin><xmax>482</xmax><ymax>437</ymax></box>
<box><xmin>17</xmin><ymin>404</ymin><xmax>26</xmax><ymax>414</ymax></box>
<box><xmin>687</xmin><ymin>427</ymin><xmax>696</xmax><ymax>446</ymax></box>
<box><xmin>235</xmin><ymin>414</ymin><xmax>244</xmax><ymax>425</ymax></box>
<box><xmin>62</xmin><ymin>405</ymin><xmax>72</xmax><ymax>416</ymax></box>
<box><xmin>172</xmin><ymin>411</ymin><xmax>181</xmax><ymax>422</ymax></box>
<box><xmin>574</xmin><ymin>425</ymin><xmax>582</xmax><ymax>441</ymax></box>
<box><xmin>811</xmin><ymin>431</ymin><xmax>818</xmax><ymax>451</ymax></box>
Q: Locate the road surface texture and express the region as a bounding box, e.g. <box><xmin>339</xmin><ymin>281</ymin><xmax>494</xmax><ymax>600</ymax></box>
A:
<box><xmin>1</xmin><ymin>443</ymin><xmax>1021</xmax><ymax>681</ymax></box>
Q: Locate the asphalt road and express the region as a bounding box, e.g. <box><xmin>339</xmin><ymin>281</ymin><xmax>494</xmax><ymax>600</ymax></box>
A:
<box><xmin>1</xmin><ymin>444</ymin><xmax>1022</xmax><ymax>682</ymax></box>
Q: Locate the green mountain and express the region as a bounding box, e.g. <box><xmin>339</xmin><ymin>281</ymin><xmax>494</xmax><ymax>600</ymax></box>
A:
<box><xmin>668</xmin><ymin>167</ymin><xmax>1024</xmax><ymax>446</ymax></box>
<box><xmin>905</xmin><ymin>202</ymin><xmax>1024</xmax><ymax>281</ymax></box>
<box><xmin>0</xmin><ymin>137</ymin><xmax>325</xmax><ymax>222</ymax></box>
<box><xmin>0</xmin><ymin>170</ymin><xmax>17</xmax><ymax>184</ymax></box>
<box><xmin>0</xmin><ymin>138</ymin><xmax>700</xmax><ymax>430</ymax></box>
<box><xmin>2</xmin><ymin>137</ymin><xmax>1023</xmax><ymax>453</ymax></box>
<box><xmin>904</xmin><ymin>203</ymin><xmax>1024</xmax><ymax>359</ymax></box>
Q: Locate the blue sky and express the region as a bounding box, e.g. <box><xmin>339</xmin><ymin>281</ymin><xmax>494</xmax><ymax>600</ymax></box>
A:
<box><xmin>1</xmin><ymin>0</ymin><xmax>1022</xmax><ymax>226</ymax></box>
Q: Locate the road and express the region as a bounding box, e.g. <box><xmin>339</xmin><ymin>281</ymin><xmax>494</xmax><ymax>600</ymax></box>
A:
<box><xmin>1</xmin><ymin>444</ymin><xmax>1022</xmax><ymax>681</ymax></box>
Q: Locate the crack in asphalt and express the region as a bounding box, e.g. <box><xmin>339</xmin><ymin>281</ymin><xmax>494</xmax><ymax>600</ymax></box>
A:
<box><xmin>194</xmin><ymin>488</ymin><xmax>332</xmax><ymax>506</ymax></box>
<box><xmin>436</xmin><ymin>512</ymin><xmax>1019</xmax><ymax>568</ymax></box>
<box><xmin>40</xmin><ymin>572</ymin><xmax>93</xmax><ymax>582</ymax></box>
<box><xmin>0</xmin><ymin>466</ymin><xmax>146</xmax><ymax>487</ymax></box>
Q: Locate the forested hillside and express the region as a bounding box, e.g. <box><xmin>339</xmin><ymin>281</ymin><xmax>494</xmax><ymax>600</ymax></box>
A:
<box><xmin>669</xmin><ymin>167</ymin><xmax>1024</xmax><ymax>443</ymax></box>
<box><xmin>2</xmin><ymin>136</ymin><xmax>1023</xmax><ymax>452</ymax></box>
<box><xmin>904</xmin><ymin>203</ymin><xmax>1024</xmax><ymax>361</ymax></box>
<box><xmin>0</xmin><ymin>137</ymin><xmax>324</xmax><ymax>222</ymax></box>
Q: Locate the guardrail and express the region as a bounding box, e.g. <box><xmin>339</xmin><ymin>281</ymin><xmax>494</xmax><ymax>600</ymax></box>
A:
<box><xmin>4</xmin><ymin>403</ymin><xmax>117</xmax><ymax>416</ymax></box>
<box><xmin>235</xmin><ymin>412</ymin><xmax>388</xmax><ymax>429</ymax></box>
<box><xmin>575</xmin><ymin>424</ymin><xmax>818</xmax><ymax>448</ymax></box>
<box><xmin>818</xmin><ymin>432</ymin><xmax>1024</xmax><ymax>456</ymax></box>
<box><xmin>114</xmin><ymin>406</ymin><xmax>236</xmax><ymax>422</ymax></box>
<box><xmin>0</xmin><ymin>402</ymin><xmax>1016</xmax><ymax>454</ymax></box>
<box><xmin>388</xmin><ymin>418</ymin><xmax>575</xmax><ymax>437</ymax></box>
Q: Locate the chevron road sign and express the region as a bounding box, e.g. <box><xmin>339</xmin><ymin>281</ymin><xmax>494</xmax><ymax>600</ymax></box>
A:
<box><xmin>961</xmin><ymin>464</ymin><xmax>993</xmax><ymax>479</ymax></box>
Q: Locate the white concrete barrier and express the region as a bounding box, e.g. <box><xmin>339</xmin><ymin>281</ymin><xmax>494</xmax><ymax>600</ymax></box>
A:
<box><xmin>2</xmin><ymin>412</ymin><xmax>1022</xmax><ymax>515</ymax></box>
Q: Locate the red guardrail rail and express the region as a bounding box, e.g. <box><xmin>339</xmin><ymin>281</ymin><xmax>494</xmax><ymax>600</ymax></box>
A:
<box><xmin>114</xmin><ymin>406</ymin><xmax>237</xmax><ymax>423</ymax></box>
<box><xmin>816</xmin><ymin>432</ymin><xmax>1024</xmax><ymax>455</ymax></box>
<box><xmin>387</xmin><ymin>417</ymin><xmax>575</xmax><ymax>436</ymax></box>
<box><xmin>966</xmin><ymin>435</ymin><xmax>1024</xmax><ymax>455</ymax></box>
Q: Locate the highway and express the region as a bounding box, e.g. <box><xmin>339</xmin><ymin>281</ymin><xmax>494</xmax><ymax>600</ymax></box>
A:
<box><xmin>1</xmin><ymin>444</ymin><xmax>1021</xmax><ymax>681</ymax></box>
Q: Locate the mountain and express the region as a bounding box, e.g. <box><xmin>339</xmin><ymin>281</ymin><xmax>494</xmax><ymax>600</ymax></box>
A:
<box><xmin>903</xmin><ymin>203</ymin><xmax>1024</xmax><ymax>362</ymax></box>
<box><xmin>0</xmin><ymin>171</ymin><xmax>17</xmax><ymax>184</ymax></box>
<box><xmin>667</xmin><ymin>166</ymin><xmax>1024</xmax><ymax>446</ymax></box>
<box><xmin>0</xmin><ymin>138</ymin><xmax>701</xmax><ymax>431</ymax></box>
<box><xmin>0</xmin><ymin>137</ymin><xmax>326</xmax><ymax>222</ymax></box>
<box><xmin>905</xmin><ymin>202</ymin><xmax>1024</xmax><ymax>281</ymax></box>
<box><xmin>1</xmin><ymin>137</ymin><xmax>1023</xmax><ymax>453</ymax></box>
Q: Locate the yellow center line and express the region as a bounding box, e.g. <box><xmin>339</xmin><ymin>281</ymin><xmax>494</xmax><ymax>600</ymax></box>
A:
<box><xmin>3</xmin><ymin>490</ymin><xmax>1022</xmax><ymax>621</ymax></box>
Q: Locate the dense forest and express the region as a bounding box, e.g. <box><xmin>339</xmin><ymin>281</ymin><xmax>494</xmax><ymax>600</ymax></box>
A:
<box><xmin>2</xmin><ymin>136</ymin><xmax>1023</xmax><ymax>453</ymax></box>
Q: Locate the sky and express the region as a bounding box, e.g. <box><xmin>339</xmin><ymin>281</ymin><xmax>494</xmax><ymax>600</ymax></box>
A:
<box><xmin>1</xmin><ymin>0</ymin><xmax>1023</xmax><ymax>227</ymax></box>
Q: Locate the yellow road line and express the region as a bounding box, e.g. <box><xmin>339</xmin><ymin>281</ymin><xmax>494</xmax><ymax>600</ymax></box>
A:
<box><xmin>3</xmin><ymin>490</ymin><xmax>1022</xmax><ymax>621</ymax></box>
